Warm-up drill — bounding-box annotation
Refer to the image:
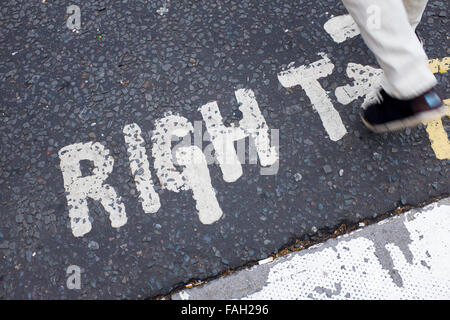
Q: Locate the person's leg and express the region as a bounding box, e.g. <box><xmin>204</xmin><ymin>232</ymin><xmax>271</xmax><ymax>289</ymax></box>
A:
<box><xmin>402</xmin><ymin>0</ymin><xmax>429</xmax><ymax>30</ymax></box>
<box><xmin>341</xmin><ymin>0</ymin><xmax>436</xmax><ymax>100</ymax></box>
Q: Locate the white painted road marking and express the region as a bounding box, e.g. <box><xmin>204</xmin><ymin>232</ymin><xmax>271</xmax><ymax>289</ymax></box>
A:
<box><xmin>335</xmin><ymin>63</ymin><xmax>383</xmax><ymax>108</ymax></box>
<box><xmin>278</xmin><ymin>53</ymin><xmax>347</xmax><ymax>141</ymax></box>
<box><xmin>151</xmin><ymin>112</ymin><xmax>192</xmax><ymax>192</ymax></box>
<box><xmin>123</xmin><ymin>123</ymin><xmax>161</xmax><ymax>214</ymax></box>
<box><xmin>57</xmin><ymin>13</ymin><xmax>449</xmax><ymax>237</ymax></box>
<box><xmin>175</xmin><ymin>147</ymin><xmax>223</xmax><ymax>225</ymax></box>
<box><xmin>234</xmin><ymin>89</ymin><xmax>279</xmax><ymax>168</ymax></box>
<box><xmin>200</xmin><ymin>101</ymin><xmax>246</xmax><ymax>183</ymax></box>
<box><xmin>323</xmin><ymin>14</ymin><xmax>360</xmax><ymax>43</ymax></box>
<box><xmin>243</xmin><ymin>200</ymin><xmax>450</xmax><ymax>300</ymax></box>
<box><xmin>199</xmin><ymin>88</ymin><xmax>279</xmax><ymax>183</ymax></box>
<box><xmin>173</xmin><ymin>198</ymin><xmax>450</xmax><ymax>300</ymax></box>
<box><xmin>151</xmin><ymin>112</ymin><xmax>222</xmax><ymax>224</ymax></box>
<box><xmin>58</xmin><ymin>142</ymin><xmax>127</xmax><ymax>237</ymax></box>
<box><xmin>59</xmin><ymin>89</ymin><xmax>280</xmax><ymax>236</ymax></box>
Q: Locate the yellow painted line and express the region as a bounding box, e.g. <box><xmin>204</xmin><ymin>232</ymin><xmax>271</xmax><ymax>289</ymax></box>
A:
<box><xmin>423</xmin><ymin>59</ymin><xmax>450</xmax><ymax>160</ymax></box>
<box><xmin>423</xmin><ymin>99</ymin><xmax>450</xmax><ymax>160</ymax></box>
<box><xmin>428</xmin><ymin>57</ymin><xmax>449</xmax><ymax>74</ymax></box>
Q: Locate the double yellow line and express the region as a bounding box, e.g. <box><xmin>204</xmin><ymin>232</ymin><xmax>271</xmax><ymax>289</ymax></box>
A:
<box><xmin>424</xmin><ymin>57</ymin><xmax>449</xmax><ymax>160</ymax></box>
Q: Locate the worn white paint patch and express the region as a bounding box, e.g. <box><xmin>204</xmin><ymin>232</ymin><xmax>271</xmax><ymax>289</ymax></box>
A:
<box><xmin>123</xmin><ymin>123</ymin><xmax>161</xmax><ymax>214</ymax></box>
<box><xmin>278</xmin><ymin>53</ymin><xmax>347</xmax><ymax>141</ymax></box>
<box><xmin>175</xmin><ymin>147</ymin><xmax>223</xmax><ymax>225</ymax></box>
<box><xmin>199</xmin><ymin>89</ymin><xmax>278</xmax><ymax>182</ymax></box>
<box><xmin>58</xmin><ymin>142</ymin><xmax>127</xmax><ymax>237</ymax></box>
<box><xmin>335</xmin><ymin>63</ymin><xmax>383</xmax><ymax>108</ymax></box>
<box><xmin>152</xmin><ymin>112</ymin><xmax>223</xmax><ymax>225</ymax></box>
<box><xmin>243</xmin><ymin>200</ymin><xmax>450</xmax><ymax>300</ymax></box>
<box><xmin>323</xmin><ymin>14</ymin><xmax>360</xmax><ymax>43</ymax></box>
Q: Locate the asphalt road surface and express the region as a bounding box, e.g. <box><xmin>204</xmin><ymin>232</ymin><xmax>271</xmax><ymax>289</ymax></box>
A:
<box><xmin>0</xmin><ymin>0</ymin><xmax>448</xmax><ymax>299</ymax></box>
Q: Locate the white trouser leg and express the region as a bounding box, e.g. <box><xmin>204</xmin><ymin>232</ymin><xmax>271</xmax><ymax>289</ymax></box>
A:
<box><xmin>403</xmin><ymin>0</ymin><xmax>429</xmax><ymax>30</ymax></box>
<box><xmin>341</xmin><ymin>0</ymin><xmax>436</xmax><ymax>99</ymax></box>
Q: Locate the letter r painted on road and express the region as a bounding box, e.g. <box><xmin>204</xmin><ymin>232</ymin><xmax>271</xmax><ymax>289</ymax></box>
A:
<box><xmin>58</xmin><ymin>142</ymin><xmax>127</xmax><ymax>237</ymax></box>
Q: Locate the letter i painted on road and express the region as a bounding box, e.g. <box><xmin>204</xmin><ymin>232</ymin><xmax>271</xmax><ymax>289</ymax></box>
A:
<box><xmin>123</xmin><ymin>123</ymin><xmax>161</xmax><ymax>214</ymax></box>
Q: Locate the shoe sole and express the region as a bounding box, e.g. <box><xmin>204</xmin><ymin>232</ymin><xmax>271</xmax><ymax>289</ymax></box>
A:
<box><xmin>361</xmin><ymin>104</ymin><xmax>448</xmax><ymax>133</ymax></box>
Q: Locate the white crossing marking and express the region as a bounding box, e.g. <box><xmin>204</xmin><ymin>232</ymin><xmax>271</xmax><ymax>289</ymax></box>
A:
<box><xmin>242</xmin><ymin>200</ymin><xmax>450</xmax><ymax>300</ymax></box>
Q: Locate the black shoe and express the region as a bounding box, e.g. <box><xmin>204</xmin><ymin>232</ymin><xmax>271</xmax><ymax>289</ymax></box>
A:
<box><xmin>361</xmin><ymin>87</ymin><xmax>447</xmax><ymax>133</ymax></box>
